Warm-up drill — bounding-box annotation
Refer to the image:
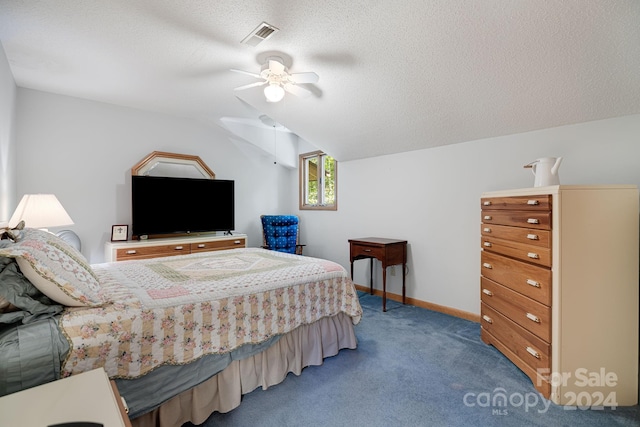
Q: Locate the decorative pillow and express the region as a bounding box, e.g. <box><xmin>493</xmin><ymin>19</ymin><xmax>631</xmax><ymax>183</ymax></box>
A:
<box><xmin>0</xmin><ymin>228</ymin><xmax>106</xmax><ymax>307</ymax></box>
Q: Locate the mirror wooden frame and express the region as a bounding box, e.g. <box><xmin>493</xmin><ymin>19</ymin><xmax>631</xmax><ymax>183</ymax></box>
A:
<box><xmin>131</xmin><ymin>151</ymin><xmax>215</xmax><ymax>179</ymax></box>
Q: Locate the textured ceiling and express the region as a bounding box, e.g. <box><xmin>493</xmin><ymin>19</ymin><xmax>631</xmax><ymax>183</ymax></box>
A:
<box><xmin>1</xmin><ymin>0</ymin><xmax>639</xmax><ymax>161</ymax></box>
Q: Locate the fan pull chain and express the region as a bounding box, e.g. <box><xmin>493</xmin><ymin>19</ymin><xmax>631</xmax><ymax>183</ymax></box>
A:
<box><xmin>273</xmin><ymin>123</ymin><xmax>277</xmax><ymax>165</ymax></box>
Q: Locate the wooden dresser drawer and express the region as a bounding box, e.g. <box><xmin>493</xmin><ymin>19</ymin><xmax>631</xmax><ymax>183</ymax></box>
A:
<box><xmin>481</xmin><ymin>236</ymin><xmax>551</xmax><ymax>267</ymax></box>
<box><xmin>191</xmin><ymin>238</ymin><xmax>246</xmax><ymax>252</ymax></box>
<box><xmin>481</xmin><ymin>195</ymin><xmax>551</xmax><ymax>211</ymax></box>
<box><xmin>481</xmin><ymin>224</ymin><xmax>550</xmax><ymax>248</ymax></box>
<box><xmin>481</xmin><ymin>210</ymin><xmax>551</xmax><ymax>230</ymax></box>
<box><xmin>481</xmin><ymin>303</ymin><xmax>550</xmax><ymax>372</ymax></box>
<box><xmin>481</xmin><ymin>277</ymin><xmax>551</xmax><ymax>342</ymax></box>
<box><xmin>116</xmin><ymin>244</ymin><xmax>190</xmax><ymax>260</ymax></box>
<box><xmin>106</xmin><ymin>234</ymin><xmax>249</xmax><ymax>262</ymax></box>
<box><xmin>480</xmin><ymin>327</ymin><xmax>551</xmax><ymax>398</ymax></box>
<box><xmin>481</xmin><ymin>251</ymin><xmax>551</xmax><ymax>305</ymax></box>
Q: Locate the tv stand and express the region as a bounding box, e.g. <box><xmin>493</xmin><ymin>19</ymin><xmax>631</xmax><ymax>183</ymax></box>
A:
<box><xmin>104</xmin><ymin>234</ymin><xmax>247</xmax><ymax>262</ymax></box>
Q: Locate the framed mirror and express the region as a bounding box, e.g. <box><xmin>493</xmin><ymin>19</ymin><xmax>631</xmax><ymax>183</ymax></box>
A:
<box><xmin>131</xmin><ymin>151</ymin><xmax>215</xmax><ymax>179</ymax></box>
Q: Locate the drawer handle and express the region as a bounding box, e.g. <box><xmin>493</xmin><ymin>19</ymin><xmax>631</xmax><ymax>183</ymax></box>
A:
<box><xmin>197</xmin><ymin>244</ymin><xmax>206</xmax><ymax>248</ymax></box>
<box><xmin>234</xmin><ymin>240</ymin><xmax>242</xmax><ymax>244</ymax></box>
<box><xmin>483</xmin><ymin>201</ymin><xmax>492</xmax><ymax>206</ymax></box>
<box><xmin>526</xmin><ymin>233</ymin><xmax>539</xmax><ymax>240</ymax></box>
<box><xmin>126</xmin><ymin>250</ymin><xmax>137</xmax><ymax>255</ymax></box>
<box><xmin>526</xmin><ymin>279</ymin><xmax>540</xmax><ymax>288</ymax></box>
<box><xmin>526</xmin><ymin>346</ymin><xmax>541</xmax><ymax>359</ymax></box>
<box><xmin>527</xmin><ymin>218</ymin><xmax>539</xmax><ymax>224</ymax></box>
<box><xmin>483</xmin><ymin>242</ymin><xmax>492</xmax><ymax>247</ymax></box>
<box><xmin>482</xmin><ymin>263</ymin><xmax>492</xmax><ymax>269</ymax></box>
<box><xmin>527</xmin><ymin>200</ymin><xmax>540</xmax><ymax>205</ymax></box>
<box><xmin>527</xmin><ymin>252</ymin><xmax>539</xmax><ymax>259</ymax></box>
<box><xmin>482</xmin><ymin>289</ymin><xmax>493</xmax><ymax>296</ymax></box>
<box><xmin>482</xmin><ymin>315</ymin><xmax>493</xmax><ymax>324</ymax></box>
<box><xmin>364</xmin><ymin>249</ymin><xmax>372</xmax><ymax>252</ymax></box>
<box><xmin>483</xmin><ymin>227</ymin><xmax>491</xmax><ymax>233</ymax></box>
<box><xmin>526</xmin><ymin>312</ymin><xmax>540</xmax><ymax>323</ymax></box>
<box><xmin>483</xmin><ymin>215</ymin><xmax>492</xmax><ymax>220</ymax></box>
<box><xmin>174</xmin><ymin>246</ymin><xmax>184</xmax><ymax>250</ymax></box>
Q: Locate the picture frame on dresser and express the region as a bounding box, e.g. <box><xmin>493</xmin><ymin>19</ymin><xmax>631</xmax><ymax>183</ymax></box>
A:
<box><xmin>111</xmin><ymin>225</ymin><xmax>129</xmax><ymax>242</ymax></box>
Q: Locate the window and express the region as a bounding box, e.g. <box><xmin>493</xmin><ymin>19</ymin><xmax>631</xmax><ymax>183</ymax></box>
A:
<box><xmin>299</xmin><ymin>151</ymin><xmax>337</xmax><ymax>210</ymax></box>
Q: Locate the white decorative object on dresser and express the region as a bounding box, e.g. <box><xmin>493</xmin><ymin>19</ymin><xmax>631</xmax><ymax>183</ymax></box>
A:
<box><xmin>105</xmin><ymin>233</ymin><xmax>247</xmax><ymax>262</ymax></box>
<box><xmin>480</xmin><ymin>185</ymin><xmax>639</xmax><ymax>406</ymax></box>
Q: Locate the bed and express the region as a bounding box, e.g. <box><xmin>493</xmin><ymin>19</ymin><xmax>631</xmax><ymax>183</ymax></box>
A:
<box><xmin>0</xmin><ymin>227</ymin><xmax>362</xmax><ymax>426</ymax></box>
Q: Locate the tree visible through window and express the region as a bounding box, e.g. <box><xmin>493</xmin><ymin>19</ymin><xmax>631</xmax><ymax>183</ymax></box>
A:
<box><xmin>299</xmin><ymin>151</ymin><xmax>337</xmax><ymax>210</ymax></box>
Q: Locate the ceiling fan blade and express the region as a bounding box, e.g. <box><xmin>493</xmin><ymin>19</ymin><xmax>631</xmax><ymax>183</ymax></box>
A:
<box><xmin>268</xmin><ymin>59</ymin><xmax>286</xmax><ymax>75</ymax></box>
<box><xmin>289</xmin><ymin>72</ymin><xmax>319</xmax><ymax>84</ymax></box>
<box><xmin>283</xmin><ymin>83</ymin><xmax>312</xmax><ymax>98</ymax></box>
<box><xmin>234</xmin><ymin>81</ymin><xmax>267</xmax><ymax>91</ymax></box>
<box><xmin>230</xmin><ymin>68</ymin><xmax>261</xmax><ymax>78</ymax></box>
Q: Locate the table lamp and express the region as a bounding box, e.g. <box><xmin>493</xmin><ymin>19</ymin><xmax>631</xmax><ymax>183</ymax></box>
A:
<box><xmin>9</xmin><ymin>194</ymin><xmax>74</xmax><ymax>231</ymax></box>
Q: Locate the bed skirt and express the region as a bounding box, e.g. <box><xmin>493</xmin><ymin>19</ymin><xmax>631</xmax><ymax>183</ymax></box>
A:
<box><xmin>131</xmin><ymin>312</ymin><xmax>357</xmax><ymax>427</ymax></box>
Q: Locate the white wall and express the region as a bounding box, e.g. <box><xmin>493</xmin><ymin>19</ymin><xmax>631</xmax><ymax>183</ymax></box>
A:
<box><xmin>10</xmin><ymin>84</ymin><xmax>640</xmax><ymax>316</ymax></box>
<box><xmin>14</xmin><ymin>88</ymin><xmax>295</xmax><ymax>263</ymax></box>
<box><xmin>0</xmin><ymin>42</ymin><xmax>17</xmax><ymax>221</ymax></box>
<box><xmin>297</xmin><ymin>114</ymin><xmax>640</xmax><ymax>315</ymax></box>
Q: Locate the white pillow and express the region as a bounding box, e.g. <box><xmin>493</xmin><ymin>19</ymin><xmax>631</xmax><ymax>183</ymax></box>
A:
<box><xmin>0</xmin><ymin>228</ymin><xmax>106</xmax><ymax>307</ymax></box>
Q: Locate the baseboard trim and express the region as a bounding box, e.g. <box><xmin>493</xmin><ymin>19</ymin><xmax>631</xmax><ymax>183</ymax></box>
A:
<box><xmin>353</xmin><ymin>284</ymin><xmax>480</xmax><ymax>323</ymax></box>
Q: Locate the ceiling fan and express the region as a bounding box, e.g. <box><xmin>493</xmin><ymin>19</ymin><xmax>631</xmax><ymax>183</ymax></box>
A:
<box><xmin>231</xmin><ymin>56</ymin><xmax>319</xmax><ymax>102</ymax></box>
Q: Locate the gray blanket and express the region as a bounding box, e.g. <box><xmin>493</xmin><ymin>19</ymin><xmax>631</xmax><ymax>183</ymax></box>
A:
<box><xmin>0</xmin><ymin>317</ymin><xmax>69</xmax><ymax>395</ymax></box>
<box><xmin>0</xmin><ymin>256</ymin><xmax>68</xmax><ymax>396</ymax></box>
<box><xmin>0</xmin><ymin>257</ymin><xmax>63</xmax><ymax>325</ymax></box>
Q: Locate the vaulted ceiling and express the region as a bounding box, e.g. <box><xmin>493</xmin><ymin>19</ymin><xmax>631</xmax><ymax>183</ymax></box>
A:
<box><xmin>1</xmin><ymin>1</ymin><xmax>639</xmax><ymax>161</ymax></box>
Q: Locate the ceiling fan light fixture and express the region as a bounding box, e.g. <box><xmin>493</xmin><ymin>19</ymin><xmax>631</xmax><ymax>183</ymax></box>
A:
<box><xmin>264</xmin><ymin>83</ymin><xmax>285</xmax><ymax>102</ymax></box>
<box><xmin>232</xmin><ymin>57</ymin><xmax>317</xmax><ymax>101</ymax></box>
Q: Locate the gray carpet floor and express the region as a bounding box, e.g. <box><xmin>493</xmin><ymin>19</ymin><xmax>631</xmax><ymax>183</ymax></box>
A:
<box><xmin>187</xmin><ymin>292</ymin><xmax>640</xmax><ymax>426</ymax></box>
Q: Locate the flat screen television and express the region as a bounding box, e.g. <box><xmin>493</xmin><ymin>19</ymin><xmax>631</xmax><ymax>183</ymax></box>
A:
<box><xmin>131</xmin><ymin>175</ymin><xmax>234</xmax><ymax>237</ymax></box>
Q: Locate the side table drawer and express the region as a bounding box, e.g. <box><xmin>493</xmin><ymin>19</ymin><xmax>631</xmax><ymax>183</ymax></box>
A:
<box><xmin>350</xmin><ymin>244</ymin><xmax>385</xmax><ymax>260</ymax></box>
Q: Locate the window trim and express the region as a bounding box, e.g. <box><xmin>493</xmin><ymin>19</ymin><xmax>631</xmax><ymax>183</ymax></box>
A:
<box><xmin>299</xmin><ymin>150</ymin><xmax>337</xmax><ymax>211</ymax></box>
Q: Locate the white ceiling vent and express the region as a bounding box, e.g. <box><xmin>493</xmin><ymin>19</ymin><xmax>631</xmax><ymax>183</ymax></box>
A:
<box><xmin>241</xmin><ymin>22</ymin><xmax>279</xmax><ymax>47</ymax></box>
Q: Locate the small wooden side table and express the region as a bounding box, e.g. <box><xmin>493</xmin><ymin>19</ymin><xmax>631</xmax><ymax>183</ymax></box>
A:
<box><xmin>0</xmin><ymin>367</ymin><xmax>131</xmax><ymax>427</ymax></box>
<box><xmin>349</xmin><ymin>237</ymin><xmax>407</xmax><ymax>311</ymax></box>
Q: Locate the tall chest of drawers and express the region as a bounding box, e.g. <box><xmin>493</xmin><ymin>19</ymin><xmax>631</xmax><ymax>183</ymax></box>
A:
<box><xmin>480</xmin><ymin>185</ymin><xmax>639</xmax><ymax>406</ymax></box>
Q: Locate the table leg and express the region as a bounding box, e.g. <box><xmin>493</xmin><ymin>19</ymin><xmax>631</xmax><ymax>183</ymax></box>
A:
<box><xmin>382</xmin><ymin>266</ymin><xmax>387</xmax><ymax>312</ymax></box>
<box><xmin>402</xmin><ymin>262</ymin><xmax>406</xmax><ymax>305</ymax></box>
<box><xmin>369</xmin><ymin>258</ymin><xmax>374</xmax><ymax>295</ymax></box>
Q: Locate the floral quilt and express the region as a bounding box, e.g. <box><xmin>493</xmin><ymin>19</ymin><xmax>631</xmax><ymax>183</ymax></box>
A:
<box><xmin>60</xmin><ymin>248</ymin><xmax>362</xmax><ymax>379</ymax></box>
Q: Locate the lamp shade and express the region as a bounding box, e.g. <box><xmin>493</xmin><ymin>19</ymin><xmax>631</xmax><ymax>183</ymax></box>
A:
<box><xmin>9</xmin><ymin>194</ymin><xmax>74</xmax><ymax>229</ymax></box>
<box><xmin>264</xmin><ymin>83</ymin><xmax>285</xmax><ymax>102</ymax></box>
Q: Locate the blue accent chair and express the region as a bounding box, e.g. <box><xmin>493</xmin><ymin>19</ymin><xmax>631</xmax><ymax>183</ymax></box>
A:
<box><xmin>261</xmin><ymin>215</ymin><xmax>304</xmax><ymax>255</ymax></box>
